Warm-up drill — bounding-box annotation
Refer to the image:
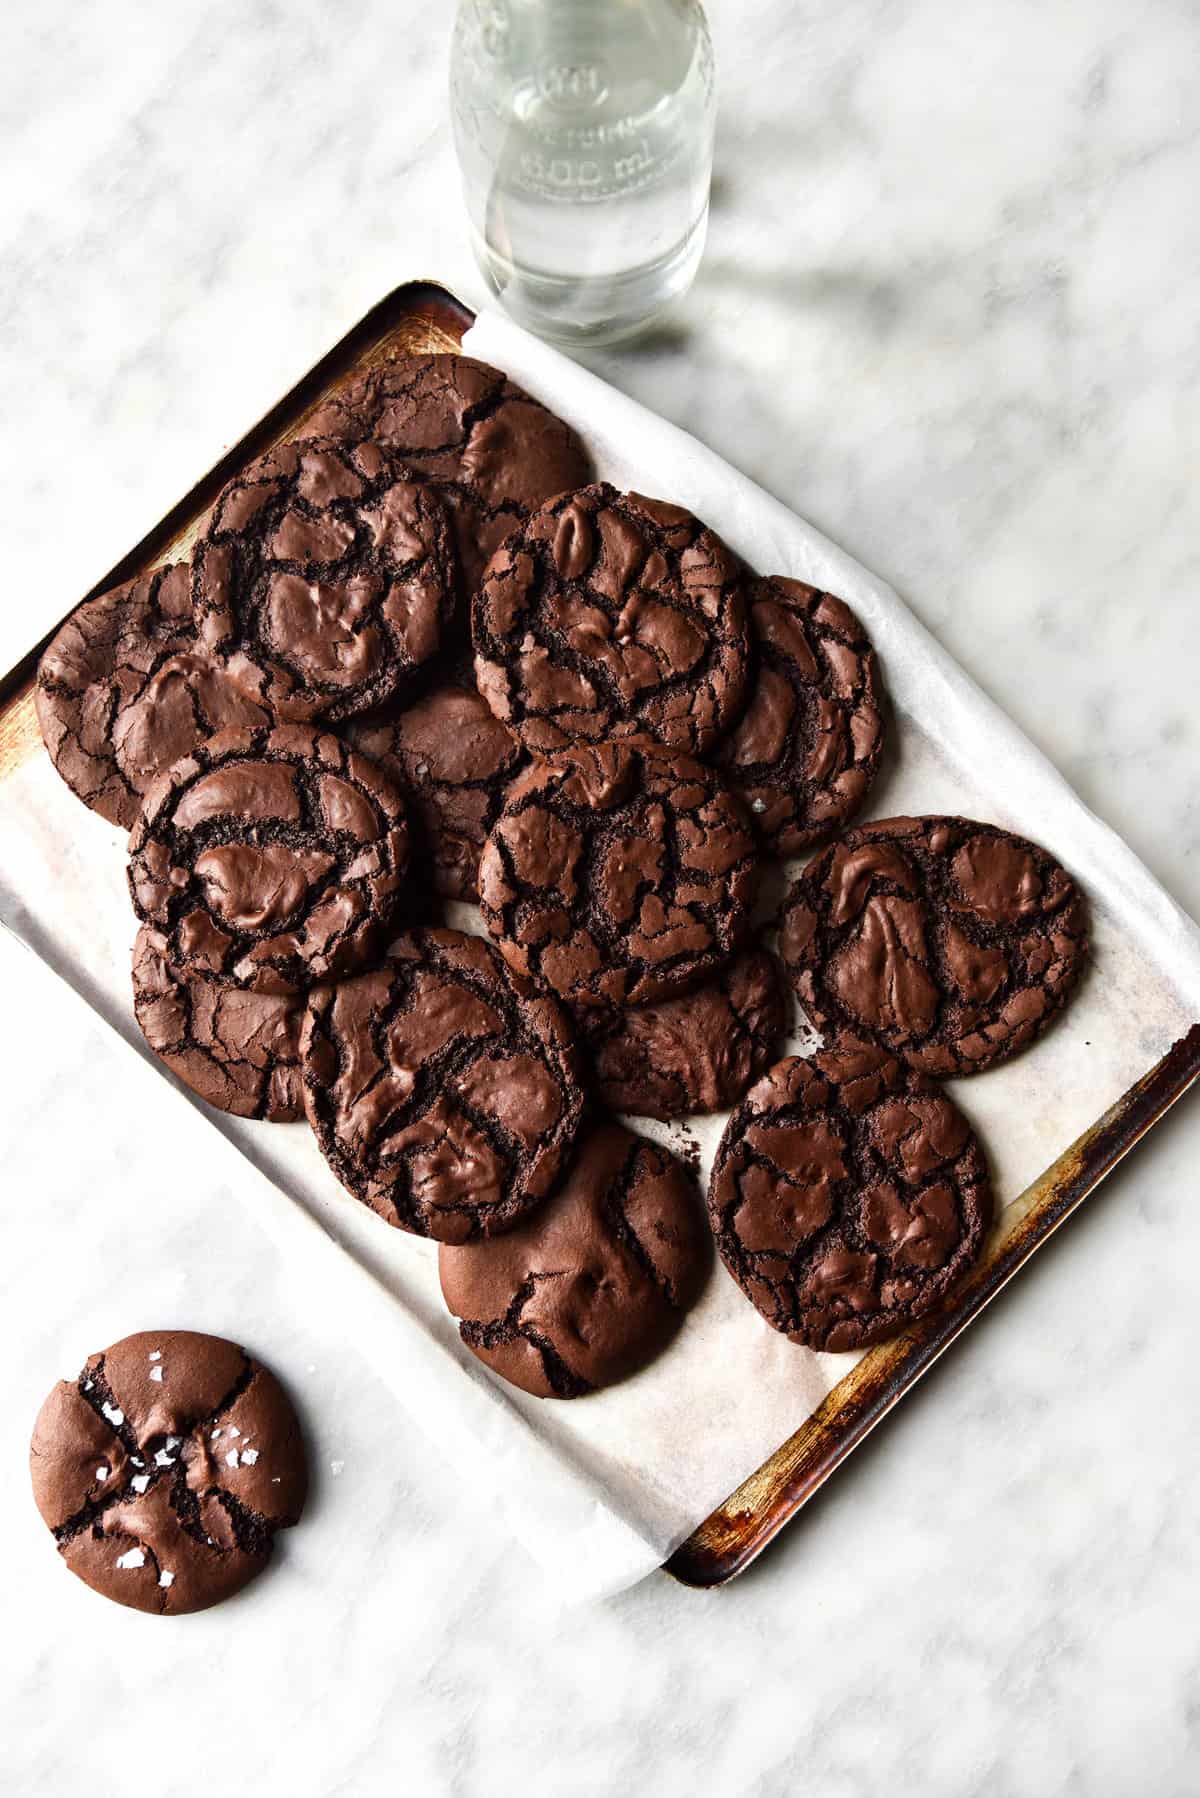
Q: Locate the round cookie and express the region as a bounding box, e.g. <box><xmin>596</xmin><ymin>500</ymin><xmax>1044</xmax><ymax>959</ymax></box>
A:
<box><xmin>584</xmin><ymin>948</ymin><xmax>788</xmax><ymax>1121</ymax></box>
<box><xmin>439</xmin><ymin>1122</ymin><xmax>710</xmax><ymax>1398</ymax></box>
<box><xmin>716</xmin><ymin>574</ymin><xmax>885</xmax><ymax>855</ymax></box>
<box><xmin>132</xmin><ymin>924</ymin><xmax>303</xmax><ymax>1121</ymax></box>
<box><xmin>472</xmin><ymin>483</ymin><xmax>752</xmax><ymax>757</ymax></box>
<box><xmin>36</xmin><ymin>563</ymin><xmax>269</xmax><ymax>830</ymax></box>
<box><xmin>30</xmin><ymin>1330</ymin><xmax>307</xmax><ymax>1615</ymax></box>
<box><xmin>477</xmin><ymin>741</ymin><xmax>760</xmax><ymax>1017</ymax></box>
<box><xmin>127</xmin><ymin>723</ymin><xmax>410</xmax><ymax>995</ymax></box>
<box><xmin>344</xmin><ymin>679</ymin><xmax>526</xmax><ymax>901</ymax></box>
<box><xmin>307</xmin><ymin>352</ymin><xmax>593</xmax><ymax>594</ymax></box>
<box><xmin>778</xmin><ymin>815</ymin><xmax>1089</xmax><ymax>1076</ymax></box>
<box><xmin>192</xmin><ymin>436</ymin><xmax>458</xmax><ymax>722</ymax></box>
<box><xmin>708</xmin><ymin>1039</ymin><xmax>993</xmax><ymax>1352</ymax></box>
<box><xmin>301</xmin><ymin>927</ymin><xmax>584</xmax><ymax>1243</ymax></box>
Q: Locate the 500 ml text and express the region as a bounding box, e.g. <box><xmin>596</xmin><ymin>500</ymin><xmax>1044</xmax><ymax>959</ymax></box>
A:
<box><xmin>518</xmin><ymin>141</ymin><xmax>661</xmax><ymax>194</ymax></box>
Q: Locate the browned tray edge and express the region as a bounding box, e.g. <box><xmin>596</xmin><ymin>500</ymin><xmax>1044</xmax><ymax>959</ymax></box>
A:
<box><xmin>0</xmin><ymin>277</ymin><xmax>476</xmax><ymax>717</ymax></box>
<box><xmin>4</xmin><ymin>276</ymin><xmax>1197</xmax><ymax>1596</ymax></box>
<box><xmin>666</xmin><ymin>1022</ymin><xmax>1200</xmax><ymax>1587</ymax></box>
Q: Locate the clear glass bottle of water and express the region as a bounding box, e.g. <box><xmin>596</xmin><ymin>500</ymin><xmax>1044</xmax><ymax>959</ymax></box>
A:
<box><xmin>449</xmin><ymin>0</ymin><xmax>716</xmax><ymax>345</ymax></box>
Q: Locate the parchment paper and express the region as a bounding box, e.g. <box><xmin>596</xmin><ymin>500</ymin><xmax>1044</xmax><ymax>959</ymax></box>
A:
<box><xmin>3</xmin><ymin>304</ymin><xmax>1199</xmax><ymax>1599</ymax></box>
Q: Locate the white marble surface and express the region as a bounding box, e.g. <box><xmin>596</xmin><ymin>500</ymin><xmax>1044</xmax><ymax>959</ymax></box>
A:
<box><xmin>3</xmin><ymin>2</ymin><xmax>1199</xmax><ymax>1792</ymax></box>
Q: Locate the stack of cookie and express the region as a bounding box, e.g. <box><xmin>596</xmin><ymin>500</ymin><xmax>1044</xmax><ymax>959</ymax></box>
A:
<box><xmin>36</xmin><ymin>351</ymin><xmax>1090</xmax><ymax>1400</ymax></box>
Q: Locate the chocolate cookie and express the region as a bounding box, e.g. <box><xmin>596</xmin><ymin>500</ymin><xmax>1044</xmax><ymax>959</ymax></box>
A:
<box><xmin>472</xmin><ymin>484</ymin><xmax>752</xmax><ymax>757</ymax></box>
<box><xmin>439</xmin><ymin>1122</ymin><xmax>709</xmax><ymax>1398</ymax></box>
<box><xmin>344</xmin><ymin>679</ymin><xmax>526</xmax><ymax>901</ymax></box>
<box><xmin>127</xmin><ymin>724</ymin><xmax>410</xmax><ymax>994</ymax></box>
<box><xmin>30</xmin><ymin>1331</ymin><xmax>307</xmax><ymax>1614</ymax></box>
<box><xmin>477</xmin><ymin>742</ymin><xmax>760</xmax><ymax>1017</ymax></box>
<box><xmin>308</xmin><ymin>352</ymin><xmax>592</xmax><ymax>593</ymax></box>
<box><xmin>778</xmin><ymin>816</ymin><xmax>1088</xmax><ymax>1076</ymax></box>
<box><xmin>708</xmin><ymin>1039</ymin><xmax>992</xmax><ymax>1352</ymax></box>
<box><xmin>717</xmin><ymin>575</ymin><xmax>885</xmax><ymax>855</ymax></box>
<box><xmin>36</xmin><ymin>563</ymin><xmax>270</xmax><ymax>830</ymax></box>
<box><xmin>301</xmin><ymin>927</ymin><xmax>584</xmax><ymax>1243</ymax></box>
<box><xmin>585</xmin><ymin>948</ymin><xmax>788</xmax><ymax>1121</ymax></box>
<box><xmin>132</xmin><ymin>924</ymin><xmax>303</xmax><ymax>1120</ymax></box>
<box><xmin>192</xmin><ymin>436</ymin><xmax>458</xmax><ymax>722</ymax></box>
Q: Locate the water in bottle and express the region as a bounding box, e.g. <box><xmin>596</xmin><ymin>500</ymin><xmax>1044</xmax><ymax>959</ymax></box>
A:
<box><xmin>450</xmin><ymin>0</ymin><xmax>716</xmax><ymax>344</ymax></box>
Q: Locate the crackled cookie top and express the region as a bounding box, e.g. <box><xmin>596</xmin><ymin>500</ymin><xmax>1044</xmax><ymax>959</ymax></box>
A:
<box><xmin>778</xmin><ymin>816</ymin><xmax>1089</xmax><ymax>1076</ymax></box>
<box><xmin>472</xmin><ymin>483</ymin><xmax>752</xmax><ymax>757</ymax></box>
<box><xmin>344</xmin><ymin>679</ymin><xmax>527</xmax><ymax>901</ymax></box>
<box><xmin>127</xmin><ymin>724</ymin><xmax>410</xmax><ymax>994</ymax></box>
<box><xmin>30</xmin><ymin>1331</ymin><xmax>306</xmax><ymax>1615</ymax></box>
<box><xmin>36</xmin><ymin>563</ymin><xmax>270</xmax><ymax>830</ymax></box>
<box><xmin>708</xmin><ymin>1039</ymin><xmax>992</xmax><ymax>1352</ymax></box>
<box><xmin>132</xmin><ymin>924</ymin><xmax>304</xmax><ymax>1121</ymax></box>
<box><xmin>584</xmin><ymin>947</ymin><xmax>787</xmax><ymax>1122</ymax></box>
<box><xmin>308</xmin><ymin>352</ymin><xmax>592</xmax><ymax>593</ymax></box>
<box><xmin>717</xmin><ymin>575</ymin><xmax>885</xmax><ymax>855</ymax></box>
<box><xmin>301</xmin><ymin>927</ymin><xmax>584</xmax><ymax>1244</ymax></box>
<box><xmin>477</xmin><ymin>742</ymin><xmax>760</xmax><ymax>1016</ymax></box>
<box><xmin>193</xmin><ymin>436</ymin><xmax>458</xmax><ymax>722</ymax></box>
<box><xmin>439</xmin><ymin>1122</ymin><xmax>709</xmax><ymax>1398</ymax></box>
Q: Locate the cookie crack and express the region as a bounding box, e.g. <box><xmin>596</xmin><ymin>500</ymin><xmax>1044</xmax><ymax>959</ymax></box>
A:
<box><xmin>603</xmin><ymin>1137</ymin><xmax>690</xmax><ymax>1309</ymax></box>
<box><xmin>460</xmin><ymin>1274</ymin><xmax>593</xmax><ymax>1400</ymax></box>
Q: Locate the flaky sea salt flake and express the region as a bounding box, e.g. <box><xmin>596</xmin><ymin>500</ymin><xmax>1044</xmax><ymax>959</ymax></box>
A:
<box><xmin>101</xmin><ymin>1403</ymin><xmax>124</xmax><ymax>1426</ymax></box>
<box><xmin>149</xmin><ymin>1366</ymin><xmax>164</xmax><ymax>1384</ymax></box>
<box><xmin>131</xmin><ymin>1474</ymin><xmax>151</xmax><ymax>1494</ymax></box>
<box><xmin>115</xmin><ymin>1547</ymin><xmax>145</xmax><ymax>1570</ymax></box>
<box><xmin>241</xmin><ymin>1448</ymin><xmax>259</xmax><ymax>1465</ymax></box>
<box><xmin>158</xmin><ymin>1570</ymin><xmax>175</xmax><ymax>1588</ymax></box>
<box><xmin>225</xmin><ymin>1449</ymin><xmax>240</xmax><ymax>1468</ymax></box>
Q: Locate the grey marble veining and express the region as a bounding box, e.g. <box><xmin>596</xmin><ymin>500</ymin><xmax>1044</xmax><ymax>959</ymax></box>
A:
<box><xmin>2</xmin><ymin>2</ymin><xmax>1199</xmax><ymax>1793</ymax></box>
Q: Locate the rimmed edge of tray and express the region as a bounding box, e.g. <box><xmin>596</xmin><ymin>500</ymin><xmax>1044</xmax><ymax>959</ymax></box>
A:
<box><xmin>666</xmin><ymin>1023</ymin><xmax>1200</xmax><ymax>1585</ymax></box>
<box><xmin>4</xmin><ymin>276</ymin><xmax>1198</xmax><ymax>1592</ymax></box>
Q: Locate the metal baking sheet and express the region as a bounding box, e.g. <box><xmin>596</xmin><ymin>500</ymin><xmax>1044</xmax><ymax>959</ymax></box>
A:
<box><xmin>3</xmin><ymin>279</ymin><xmax>1197</xmax><ymax>1588</ymax></box>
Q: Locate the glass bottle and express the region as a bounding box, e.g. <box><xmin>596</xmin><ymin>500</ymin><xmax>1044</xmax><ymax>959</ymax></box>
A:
<box><xmin>449</xmin><ymin>0</ymin><xmax>716</xmax><ymax>345</ymax></box>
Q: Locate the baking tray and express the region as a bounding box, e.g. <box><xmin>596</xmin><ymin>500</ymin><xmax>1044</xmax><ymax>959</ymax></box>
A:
<box><xmin>3</xmin><ymin>278</ymin><xmax>1198</xmax><ymax>1588</ymax></box>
